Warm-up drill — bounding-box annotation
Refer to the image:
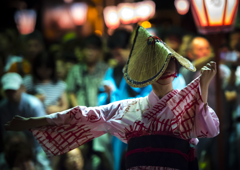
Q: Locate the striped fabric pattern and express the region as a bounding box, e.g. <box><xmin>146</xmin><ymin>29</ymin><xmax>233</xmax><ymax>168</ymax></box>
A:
<box><xmin>23</xmin><ymin>75</ymin><xmax>66</xmax><ymax>107</ymax></box>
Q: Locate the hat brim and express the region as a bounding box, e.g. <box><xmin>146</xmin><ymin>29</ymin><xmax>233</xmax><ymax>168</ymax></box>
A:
<box><xmin>124</xmin><ymin>26</ymin><xmax>196</xmax><ymax>88</ymax></box>
<box><xmin>3</xmin><ymin>84</ymin><xmax>20</xmax><ymax>91</ymax></box>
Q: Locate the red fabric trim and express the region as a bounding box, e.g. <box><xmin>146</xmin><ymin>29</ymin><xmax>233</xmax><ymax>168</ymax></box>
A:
<box><xmin>125</xmin><ymin>131</ymin><xmax>181</xmax><ymax>142</ymax></box>
<box><xmin>125</xmin><ymin>146</ymin><xmax>195</xmax><ymax>161</ymax></box>
<box><xmin>159</xmin><ymin>72</ymin><xmax>177</xmax><ymax>80</ymax></box>
<box><xmin>146</xmin><ymin>36</ymin><xmax>163</xmax><ymax>45</ymax></box>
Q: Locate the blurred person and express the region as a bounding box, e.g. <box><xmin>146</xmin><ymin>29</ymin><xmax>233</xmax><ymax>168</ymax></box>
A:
<box><xmin>8</xmin><ymin>31</ymin><xmax>45</xmax><ymax>76</ymax></box>
<box><xmin>0</xmin><ymin>131</ymin><xmax>47</xmax><ymax>170</ymax></box>
<box><xmin>80</xmin><ymin>141</ymin><xmax>112</xmax><ymax>170</ymax></box>
<box><xmin>22</xmin><ymin>31</ymin><xmax>45</xmax><ymax>63</ymax></box>
<box><xmin>65</xmin><ymin>34</ymin><xmax>111</xmax><ymax>168</ymax></box>
<box><xmin>56</xmin><ymin>148</ymin><xmax>84</xmax><ymax>170</ymax></box>
<box><xmin>229</xmin><ymin>29</ymin><xmax>240</xmax><ymax>50</ymax></box>
<box><xmin>5</xmin><ymin>26</ymin><xmax>220</xmax><ymax>170</ymax></box>
<box><xmin>56</xmin><ymin>58</ymin><xmax>67</xmax><ymax>81</ymax></box>
<box><xmin>163</xmin><ymin>33</ymin><xmax>182</xmax><ymax>52</ymax></box>
<box><xmin>0</xmin><ymin>73</ymin><xmax>46</xmax><ymax>151</ymax></box>
<box><xmin>0</xmin><ymin>131</ymin><xmax>28</xmax><ymax>169</ymax></box>
<box><xmin>57</xmin><ymin>142</ymin><xmax>112</xmax><ymax>170</ymax></box>
<box><xmin>66</xmin><ymin>34</ymin><xmax>108</xmax><ymax>107</ymax></box>
<box><xmin>222</xmin><ymin>63</ymin><xmax>240</xmax><ymax>170</ymax></box>
<box><xmin>180</xmin><ymin>36</ymin><xmax>213</xmax><ymax>84</ymax></box>
<box><xmin>0</xmin><ymin>29</ymin><xmax>22</xmax><ymax>72</ymax></box>
<box><xmin>56</xmin><ymin>51</ymin><xmax>79</xmax><ymax>81</ymax></box>
<box><xmin>23</xmin><ymin>52</ymin><xmax>68</xmax><ymax>114</ymax></box>
<box><xmin>178</xmin><ymin>34</ymin><xmax>194</xmax><ymax>58</ymax></box>
<box><xmin>188</xmin><ymin>37</ymin><xmax>211</xmax><ymax>60</ymax></box>
<box><xmin>0</xmin><ymin>73</ymin><xmax>51</xmax><ymax>169</ymax></box>
<box><xmin>4</xmin><ymin>141</ymin><xmax>36</xmax><ymax>170</ymax></box>
<box><xmin>222</xmin><ymin>41</ymin><xmax>240</xmax><ymax>169</ymax></box>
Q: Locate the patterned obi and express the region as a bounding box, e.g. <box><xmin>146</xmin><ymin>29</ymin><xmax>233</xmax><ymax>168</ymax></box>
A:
<box><xmin>125</xmin><ymin>135</ymin><xmax>199</xmax><ymax>170</ymax></box>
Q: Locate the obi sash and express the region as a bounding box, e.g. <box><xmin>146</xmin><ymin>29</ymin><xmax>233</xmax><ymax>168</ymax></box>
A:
<box><xmin>125</xmin><ymin>135</ymin><xmax>199</xmax><ymax>170</ymax></box>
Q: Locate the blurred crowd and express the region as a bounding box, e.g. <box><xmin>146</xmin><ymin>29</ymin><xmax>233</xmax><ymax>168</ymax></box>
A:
<box><xmin>0</xmin><ymin>25</ymin><xmax>240</xmax><ymax>170</ymax></box>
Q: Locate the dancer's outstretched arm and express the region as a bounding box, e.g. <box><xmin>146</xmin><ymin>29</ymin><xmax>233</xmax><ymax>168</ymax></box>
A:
<box><xmin>4</xmin><ymin>115</ymin><xmax>50</xmax><ymax>131</ymax></box>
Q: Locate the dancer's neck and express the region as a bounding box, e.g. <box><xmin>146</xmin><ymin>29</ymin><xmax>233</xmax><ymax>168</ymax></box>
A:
<box><xmin>151</xmin><ymin>83</ymin><xmax>173</xmax><ymax>99</ymax></box>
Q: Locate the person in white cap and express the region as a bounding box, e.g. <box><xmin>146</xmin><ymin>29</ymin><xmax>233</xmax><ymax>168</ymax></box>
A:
<box><xmin>0</xmin><ymin>73</ymin><xmax>51</xmax><ymax>170</ymax></box>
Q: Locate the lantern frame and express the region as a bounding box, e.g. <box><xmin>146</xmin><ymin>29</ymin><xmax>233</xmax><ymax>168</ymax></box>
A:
<box><xmin>191</xmin><ymin>0</ymin><xmax>239</xmax><ymax>34</ymax></box>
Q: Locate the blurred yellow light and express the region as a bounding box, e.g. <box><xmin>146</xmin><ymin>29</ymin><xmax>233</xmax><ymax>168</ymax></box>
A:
<box><xmin>141</xmin><ymin>21</ymin><xmax>151</xmax><ymax>29</ymax></box>
<box><xmin>103</xmin><ymin>6</ymin><xmax>120</xmax><ymax>29</ymax></box>
<box><xmin>95</xmin><ymin>30</ymin><xmax>102</xmax><ymax>36</ymax></box>
<box><xmin>174</xmin><ymin>0</ymin><xmax>190</xmax><ymax>15</ymax></box>
<box><xmin>70</xmin><ymin>3</ymin><xmax>88</xmax><ymax>25</ymax></box>
<box><xmin>118</xmin><ymin>3</ymin><xmax>135</xmax><ymax>24</ymax></box>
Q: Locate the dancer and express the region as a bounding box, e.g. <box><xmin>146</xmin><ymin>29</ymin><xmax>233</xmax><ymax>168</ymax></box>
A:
<box><xmin>5</xmin><ymin>26</ymin><xmax>219</xmax><ymax>170</ymax></box>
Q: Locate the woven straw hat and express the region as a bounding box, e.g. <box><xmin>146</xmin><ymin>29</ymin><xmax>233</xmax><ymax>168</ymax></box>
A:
<box><xmin>123</xmin><ymin>26</ymin><xmax>196</xmax><ymax>88</ymax></box>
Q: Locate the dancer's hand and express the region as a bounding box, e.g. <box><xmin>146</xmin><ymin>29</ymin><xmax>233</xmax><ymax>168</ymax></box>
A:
<box><xmin>200</xmin><ymin>61</ymin><xmax>217</xmax><ymax>105</ymax></box>
<box><xmin>5</xmin><ymin>115</ymin><xmax>50</xmax><ymax>131</ymax></box>
<box><xmin>104</xmin><ymin>85</ymin><xmax>112</xmax><ymax>94</ymax></box>
<box><xmin>200</xmin><ymin>61</ymin><xmax>217</xmax><ymax>87</ymax></box>
<box><xmin>5</xmin><ymin>115</ymin><xmax>30</xmax><ymax>131</ymax></box>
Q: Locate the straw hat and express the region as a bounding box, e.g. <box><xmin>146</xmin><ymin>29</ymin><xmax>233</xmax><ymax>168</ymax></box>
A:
<box><xmin>123</xmin><ymin>26</ymin><xmax>196</xmax><ymax>88</ymax></box>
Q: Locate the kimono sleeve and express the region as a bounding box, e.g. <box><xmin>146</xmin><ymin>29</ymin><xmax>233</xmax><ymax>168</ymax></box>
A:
<box><xmin>166</xmin><ymin>76</ymin><xmax>219</xmax><ymax>140</ymax></box>
<box><xmin>29</xmin><ymin>101</ymin><xmax>126</xmax><ymax>157</ymax></box>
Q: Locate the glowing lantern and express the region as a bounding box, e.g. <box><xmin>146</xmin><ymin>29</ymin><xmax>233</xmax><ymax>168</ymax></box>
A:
<box><xmin>174</xmin><ymin>0</ymin><xmax>190</xmax><ymax>15</ymax></box>
<box><xmin>103</xmin><ymin>6</ymin><xmax>120</xmax><ymax>29</ymax></box>
<box><xmin>118</xmin><ymin>3</ymin><xmax>135</xmax><ymax>24</ymax></box>
<box><xmin>191</xmin><ymin>0</ymin><xmax>239</xmax><ymax>34</ymax></box>
<box><xmin>135</xmin><ymin>1</ymin><xmax>155</xmax><ymax>21</ymax></box>
<box><xmin>14</xmin><ymin>10</ymin><xmax>36</xmax><ymax>35</ymax></box>
<box><xmin>70</xmin><ymin>2</ymin><xmax>88</xmax><ymax>26</ymax></box>
<box><xmin>103</xmin><ymin>1</ymin><xmax>155</xmax><ymax>29</ymax></box>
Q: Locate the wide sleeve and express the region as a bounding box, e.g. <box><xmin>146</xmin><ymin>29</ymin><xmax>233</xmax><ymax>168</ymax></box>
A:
<box><xmin>166</xmin><ymin>76</ymin><xmax>219</xmax><ymax>140</ymax></box>
<box><xmin>30</xmin><ymin>100</ymin><xmax>128</xmax><ymax>157</ymax></box>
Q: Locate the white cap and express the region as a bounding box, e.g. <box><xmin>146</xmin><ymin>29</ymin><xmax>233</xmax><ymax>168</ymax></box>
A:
<box><xmin>1</xmin><ymin>73</ymin><xmax>23</xmax><ymax>90</ymax></box>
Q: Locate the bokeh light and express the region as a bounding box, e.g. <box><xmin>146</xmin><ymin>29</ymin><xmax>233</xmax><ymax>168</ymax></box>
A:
<box><xmin>135</xmin><ymin>1</ymin><xmax>155</xmax><ymax>21</ymax></box>
<box><xmin>70</xmin><ymin>2</ymin><xmax>88</xmax><ymax>25</ymax></box>
<box><xmin>118</xmin><ymin>3</ymin><xmax>135</xmax><ymax>24</ymax></box>
<box><xmin>14</xmin><ymin>9</ymin><xmax>37</xmax><ymax>35</ymax></box>
<box><xmin>103</xmin><ymin>6</ymin><xmax>120</xmax><ymax>29</ymax></box>
<box><xmin>141</xmin><ymin>21</ymin><xmax>152</xmax><ymax>29</ymax></box>
<box><xmin>174</xmin><ymin>0</ymin><xmax>190</xmax><ymax>15</ymax></box>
